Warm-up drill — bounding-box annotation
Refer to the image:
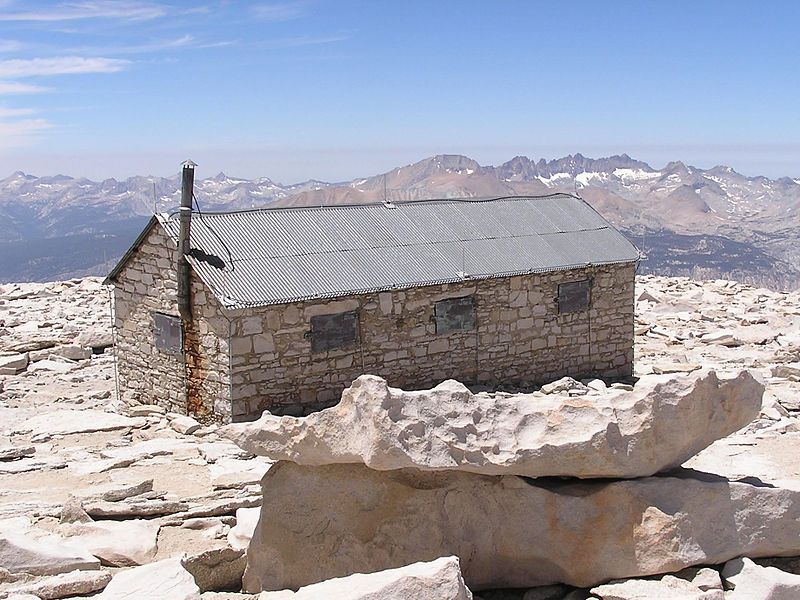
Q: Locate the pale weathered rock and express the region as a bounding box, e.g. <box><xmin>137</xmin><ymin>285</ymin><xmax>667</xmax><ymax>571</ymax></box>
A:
<box><xmin>772</xmin><ymin>363</ymin><xmax>800</xmax><ymax>379</ymax></box>
<box><xmin>59</xmin><ymin>496</ymin><xmax>92</xmax><ymax>524</ymax></box>
<box><xmin>651</xmin><ymin>362</ymin><xmax>700</xmax><ymax>375</ymax></box>
<box><xmin>700</xmin><ymin>330</ymin><xmax>742</xmax><ymax>347</ymax></box>
<box><xmin>227</xmin><ymin>507</ymin><xmax>260</xmax><ymax>551</ymax></box>
<box><xmin>27</xmin><ymin>359</ymin><xmax>75</xmax><ymax>374</ymax></box>
<box><xmin>171</xmin><ymin>415</ymin><xmax>202</xmax><ymax>435</ymax></box>
<box><xmin>243</xmin><ymin>463</ymin><xmax>800</xmax><ymax>592</ymax></box>
<box><xmin>0</xmin><ymin>445</ymin><xmax>35</xmax><ymax>461</ymax></box>
<box><xmin>0</xmin><ymin>525</ymin><xmax>101</xmax><ymax>576</ymax></box>
<box><xmin>75</xmin><ymin>326</ymin><xmax>113</xmax><ymax>351</ymax></box>
<box><xmin>98</xmin><ymin>558</ymin><xmax>200</xmax><ymax>599</ymax></box>
<box><xmin>590</xmin><ymin>574</ymin><xmax>723</xmax><ymax>599</ymax></box>
<box><xmin>5</xmin><ymin>568</ymin><xmax>112</xmax><ymax>599</ymax></box>
<box><xmin>539</xmin><ymin>376</ymin><xmax>588</xmax><ymax>395</ymax></box>
<box><xmin>0</xmin><ymin>455</ymin><xmax>67</xmax><ymax>474</ymax></box>
<box><xmin>760</xmin><ymin>393</ymin><xmax>790</xmax><ymax>420</ymax></box>
<box><xmin>673</xmin><ymin>567</ymin><xmax>723</xmax><ymax>592</ymax></box>
<box><xmin>83</xmin><ymin>499</ymin><xmax>188</xmax><ymax>519</ymax></box>
<box><xmin>225</xmin><ymin>370</ymin><xmax>763</xmax><ymax>479</ymax></box>
<box><xmin>209</xmin><ymin>458</ymin><xmax>272</xmax><ymax>490</ymax></box>
<box><xmin>60</xmin><ymin>519</ymin><xmax>159</xmax><ymax>566</ymax></box>
<box><xmin>51</xmin><ymin>344</ymin><xmax>92</xmax><ymax>361</ymax></box>
<box><xmin>0</xmin><ymin>352</ymin><xmax>28</xmax><ymax>375</ymax></box>
<box><xmin>98</xmin><ymin>437</ymin><xmax>198</xmax><ymax>462</ymax></box>
<box><xmin>17</xmin><ymin>410</ymin><xmax>146</xmax><ymax>436</ymax></box>
<box><xmin>168</xmin><ymin>496</ymin><xmax>261</xmax><ymax>524</ymax></box>
<box><xmin>198</xmin><ymin>442</ymin><xmax>253</xmax><ymax>464</ymax></box>
<box><xmin>583</xmin><ymin>378</ymin><xmax>608</xmax><ymax>392</ymax></box>
<box><xmin>180</xmin><ymin>517</ymin><xmax>229</xmax><ymax>541</ymax></box>
<box><xmin>101</xmin><ymin>479</ymin><xmax>154</xmax><ymax>502</ymax></box>
<box><xmin>722</xmin><ymin>556</ymin><xmax>800</xmax><ymax>600</ymax></box>
<box><xmin>257</xmin><ymin>556</ymin><xmax>472</xmax><ymax>600</ymax></box>
<box><xmin>182</xmin><ymin>547</ymin><xmax>246</xmax><ymax>593</ymax></box>
<box><xmin>127</xmin><ymin>404</ymin><xmax>167</xmax><ymax>417</ymax></box>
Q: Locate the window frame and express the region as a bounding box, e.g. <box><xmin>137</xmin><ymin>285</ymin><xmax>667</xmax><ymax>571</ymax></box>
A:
<box><xmin>434</xmin><ymin>295</ymin><xmax>477</xmax><ymax>334</ymax></box>
<box><xmin>309</xmin><ymin>310</ymin><xmax>360</xmax><ymax>353</ymax></box>
<box><xmin>153</xmin><ymin>312</ymin><xmax>183</xmax><ymax>354</ymax></box>
<box><xmin>557</xmin><ymin>279</ymin><xmax>592</xmax><ymax>314</ymax></box>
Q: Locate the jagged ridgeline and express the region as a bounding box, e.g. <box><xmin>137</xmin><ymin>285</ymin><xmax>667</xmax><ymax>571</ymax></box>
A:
<box><xmin>1</xmin><ymin>153</ymin><xmax>799</xmax><ymax>289</ymax></box>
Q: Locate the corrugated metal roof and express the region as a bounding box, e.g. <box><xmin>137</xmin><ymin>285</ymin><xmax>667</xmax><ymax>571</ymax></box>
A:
<box><xmin>156</xmin><ymin>194</ymin><xmax>640</xmax><ymax>308</ymax></box>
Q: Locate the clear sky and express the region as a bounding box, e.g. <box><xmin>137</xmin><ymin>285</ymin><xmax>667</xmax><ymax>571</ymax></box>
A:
<box><xmin>0</xmin><ymin>0</ymin><xmax>798</xmax><ymax>183</ymax></box>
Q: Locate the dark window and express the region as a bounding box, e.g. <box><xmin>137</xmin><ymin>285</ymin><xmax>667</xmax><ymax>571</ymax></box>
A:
<box><xmin>434</xmin><ymin>295</ymin><xmax>476</xmax><ymax>334</ymax></box>
<box><xmin>154</xmin><ymin>313</ymin><xmax>183</xmax><ymax>353</ymax></box>
<box><xmin>558</xmin><ymin>279</ymin><xmax>591</xmax><ymax>313</ymax></box>
<box><xmin>310</xmin><ymin>311</ymin><xmax>359</xmax><ymax>353</ymax></box>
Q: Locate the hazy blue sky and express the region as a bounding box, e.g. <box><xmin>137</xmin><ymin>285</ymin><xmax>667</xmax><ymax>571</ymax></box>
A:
<box><xmin>0</xmin><ymin>0</ymin><xmax>798</xmax><ymax>182</ymax></box>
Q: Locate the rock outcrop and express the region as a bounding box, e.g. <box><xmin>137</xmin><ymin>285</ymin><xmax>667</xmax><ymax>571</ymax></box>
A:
<box><xmin>224</xmin><ymin>370</ymin><xmax>763</xmax><ymax>479</ymax></box>
<box><xmin>241</xmin><ymin>462</ymin><xmax>800</xmax><ymax>592</ymax></box>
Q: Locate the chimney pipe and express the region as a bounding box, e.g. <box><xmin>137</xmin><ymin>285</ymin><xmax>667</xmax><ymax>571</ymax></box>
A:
<box><xmin>177</xmin><ymin>160</ymin><xmax>196</xmax><ymax>322</ymax></box>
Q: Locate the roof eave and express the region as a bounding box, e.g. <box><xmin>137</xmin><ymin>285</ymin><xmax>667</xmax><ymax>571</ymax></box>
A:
<box><xmin>103</xmin><ymin>216</ymin><xmax>160</xmax><ymax>285</ymax></box>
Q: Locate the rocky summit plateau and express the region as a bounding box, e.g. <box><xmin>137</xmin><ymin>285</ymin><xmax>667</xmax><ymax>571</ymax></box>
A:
<box><xmin>0</xmin><ymin>274</ymin><xmax>799</xmax><ymax>599</ymax></box>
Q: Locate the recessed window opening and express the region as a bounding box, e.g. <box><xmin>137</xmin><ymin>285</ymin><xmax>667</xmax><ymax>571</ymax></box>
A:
<box><xmin>558</xmin><ymin>279</ymin><xmax>591</xmax><ymax>314</ymax></box>
<box><xmin>434</xmin><ymin>295</ymin><xmax>476</xmax><ymax>334</ymax></box>
<box><xmin>310</xmin><ymin>310</ymin><xmax>359</xmax><ymax>352</ymax></box>
<box><xmin>153</xmin><ymin>312</ymin><xmax>183</xmax><ymax>354</ymax></box>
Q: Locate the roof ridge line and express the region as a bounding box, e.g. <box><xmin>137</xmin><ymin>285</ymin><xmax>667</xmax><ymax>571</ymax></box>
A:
<box><xmin>162</xmin><ymin>193</ymin><xmax>580</xmax><ymax>218</ymax></box>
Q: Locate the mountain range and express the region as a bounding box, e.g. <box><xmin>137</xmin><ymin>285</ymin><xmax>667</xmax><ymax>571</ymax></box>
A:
<box><xmin>1</xmin><ymin>153</ymin><xmax>799</xmax><ymax>289</ymax></box>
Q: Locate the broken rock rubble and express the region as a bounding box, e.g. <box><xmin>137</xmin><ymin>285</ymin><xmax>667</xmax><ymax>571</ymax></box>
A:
<box><xmin>2</xmin><ymin>275</ymin><xmax>800</xmax><ymax>599</ymax></box>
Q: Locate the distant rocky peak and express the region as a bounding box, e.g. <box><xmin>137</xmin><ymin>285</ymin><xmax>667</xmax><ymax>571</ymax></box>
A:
<box><xmin>664</xmin><ymin>161</ymin><xmax>691</xmax><ymax>174</ymax></box>
<box><xmin>428</xmin><ymin>154</ymin><xmax>483</xmax><ymax>173</ymax></box>
<box><xmin>496</xmin><ymin>153</ymin><xmax>653</xmax><ymax>181</ymax></box>
<box><xmin>707</xmin><ymin>164</ymin><xmax>743</xmax><ymax>178</ymax></box>
<box><xmin>387</xmin><ymin>154</ymin><xmax>485</xmax><ymax>185</ymax></box>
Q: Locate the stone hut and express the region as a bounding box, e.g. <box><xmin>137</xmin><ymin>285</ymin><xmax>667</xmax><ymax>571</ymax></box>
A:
<box><xmin>105</xmin><ymin>191</ymin><xmax>640</xmax><ymax>423</ymax></box>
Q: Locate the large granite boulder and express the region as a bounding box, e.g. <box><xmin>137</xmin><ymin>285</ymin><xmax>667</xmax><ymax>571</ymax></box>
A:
<box><xmin>225</xmin><ymin>370</ymin><xmax>762</xmax><ymax>479</ymax></box>
<box><xmin>242</xmin><ymin>462</ymin><xmax>800</xmax><ymax>592</ymax></box>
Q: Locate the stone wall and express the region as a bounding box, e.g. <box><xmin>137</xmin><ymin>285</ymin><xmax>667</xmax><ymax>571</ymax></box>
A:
<box><xmin>112</xmin><ymin>222</ymin><xmax>231</xmax><ymax>422</ymax></box>
<box><xmin>113</xmin><ymin>225</ymin><xmax>635</xmax><ymax>424</ymax></box>
<box><xmin>227</xmin><ymin>262</ymin><xmax>635</xmax><ymax>420</ymax></box>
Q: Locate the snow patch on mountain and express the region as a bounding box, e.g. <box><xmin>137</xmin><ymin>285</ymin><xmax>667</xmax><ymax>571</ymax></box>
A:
<box><xmin>613</xmin><ymin>168</ymin><xmax>661</xmax><ymax>181</ymax></box>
